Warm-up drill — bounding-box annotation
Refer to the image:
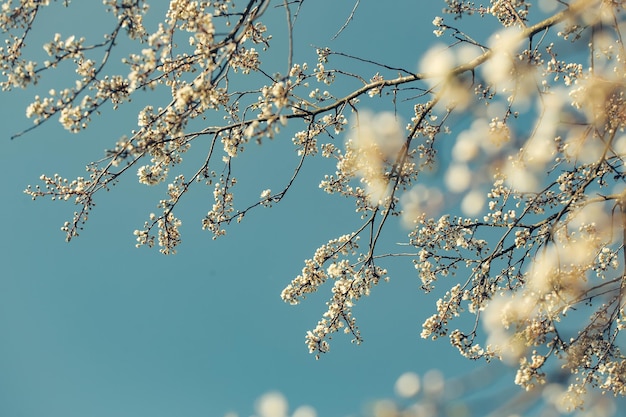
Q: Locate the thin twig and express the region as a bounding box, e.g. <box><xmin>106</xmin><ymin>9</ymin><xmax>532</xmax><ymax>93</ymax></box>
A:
<box><xmin>331</xmin><ymin>0</ymin><xmax>360</xmax><ymax>40</ymax></box>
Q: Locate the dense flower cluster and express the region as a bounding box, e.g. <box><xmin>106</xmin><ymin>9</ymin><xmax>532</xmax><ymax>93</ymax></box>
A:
<box><xmin>6</xmin><ymin>0</ymin><xmax>626</xmax><ymax>408</ymax></box>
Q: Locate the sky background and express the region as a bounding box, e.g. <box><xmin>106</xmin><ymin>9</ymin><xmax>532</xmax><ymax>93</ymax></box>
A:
<box><xmin>0</xmin><ymin>2</ymin><xmax>519</xmax><ymax>417</ymax></box>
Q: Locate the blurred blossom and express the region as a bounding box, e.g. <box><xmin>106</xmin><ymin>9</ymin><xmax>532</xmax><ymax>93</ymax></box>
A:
<box><xmin>569</xmin><ymin>73</ymin><xmax>624</xmax><ymax>130</ymax></box>
<box><xmin>423</xmin><ymin>369</ymin><xmax>445</xmax><ymax>397</ymax></box>
<box><xmin>526</xmin><ymin>245</ymin><xmax>563</xmax><ymax>295</ymax></box>
<box><xmin>451</xmin><ymin>131</ymin><xmax>480</xmax><ymax>162</ymax></box>
<box><xmin>504</xmin><ymin>161</ymin><xmax>539</xmax><ymax>193</ymax></box>
<box><xmin>461</xmin><ymin>189</ymin><xmax>485</xmax><ymax>217</ymax></box>
<box><xmin>345</xmin><ymin>110</ymin><xmax>405</xmax><ymax>205</ymax></box>
<box><xmin>565</xmin><ymin>126</ymin><xmax>605</xmax><ymax>165</ymax></box>
<box><xmin>524</xmin><ymin>93</ymin><xmax>562</xmax><ymax>167</ymax></box>
<box><xmin>584</xmin><ymin>395</ymin><xmax>617</xmax><ymax>417</ymax></box>
<box><xmin>482</xmin><ymin>293</ymin><xmax>530</xmax><ymax>364</ymax></box>
<box><xmin>445</xmin><ymin>163</ymin><xmax>471</xmax><ymax>193</ymax></box>
<box><xmin>419</xmin><ymin>42</ymin><xmax>480</xmax><ymax>110</ymax></box>
<box><xmin>371</xmin><ymin>399</ymin><xmax>397</xmax><ymax>417</ymax></box>
<box><xmin>612</xmin><ymin>134</ymin><xmax>626</xmax><ymax>156</ymax></box>
<box><xmin>395</xmin><ymin>372</ymin><xmax>421</xmax><ymax>398</ymax></box>
<box><xmin>482</xmin><ymin>27</ymin><xmax>524</xmax><ymax>90</ymax></box>
<box><xmin>291</xmin><ymin>405</ymin><xmax>317</xmax><ymax>417</ymax></box>
<box><xmin>485</xmin><ymin>100</ymin><xmax>508</xmax><ymax>121</ymax></box>
<box><xmin>456</xmin><ymin>44</ymin><xmax>482</xmax><ymax>65</ymax></box>
<box><xmin>488</xmin><ymin>117</ymin><xmax>512</xmax><ymax>147</ymax></box>
<box><xmin>419</xmin><ymin>43</ymin><xmax>455</xmax><ymax>88</ymax></box>
<box><xmin>453</xmin><ymin>118</ymin><xmax>506</xmax><ymax>162</ymax></box>
<box><xmin>400</xmin><ymin>185</ymin><xmax>444</xmax><ymax>227</ymax></box>
<box><xmin>567</xmin><ymin>203</ymin><xmax>614</xmax><ymax>243</ymax></box>
<box><xmin>523</xmin><ymin>131</ymin><xmax>555</xmax><ymax>168</ymax></box>
<box><xmin>543</xmin><ymin>383</ymin><xmax>567</xmax><ymax>407</ymax></box>
<box><xmin>255</xmin><ymin>391</ymin><xmax>288</xmax><ymax>417</ymax></box>
<box><xmin>409</xmin><ymin>402</ymin><xmax>437</xmax><ymax>417</ymax></box>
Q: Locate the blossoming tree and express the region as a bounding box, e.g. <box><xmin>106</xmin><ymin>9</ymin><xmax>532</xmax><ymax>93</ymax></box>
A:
<box><xmin>4</xmin><ymin>0</ymin><xmax>626</xmax><ymax>411</ymax></box>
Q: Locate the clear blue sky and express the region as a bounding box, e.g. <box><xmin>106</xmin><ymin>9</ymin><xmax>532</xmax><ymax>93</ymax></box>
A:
<box><xmin>0</xmin><ymin>2</ymin><xmax>498</xmax><ymax>417</ymax></box>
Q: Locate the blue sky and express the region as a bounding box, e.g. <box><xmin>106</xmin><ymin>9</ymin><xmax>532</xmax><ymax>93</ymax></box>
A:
<box><xmin>0</xmin><ymin>2</ymin><xmax>503</xmax><ymax>417</ymax></box>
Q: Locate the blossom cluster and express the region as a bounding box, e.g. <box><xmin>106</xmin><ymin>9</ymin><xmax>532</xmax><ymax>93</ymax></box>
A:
<box><xmin>7</xmin><ymin>0</ymin><xmax>626</xmax><ymax>406</ymax></box>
